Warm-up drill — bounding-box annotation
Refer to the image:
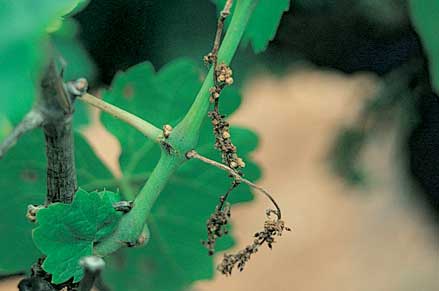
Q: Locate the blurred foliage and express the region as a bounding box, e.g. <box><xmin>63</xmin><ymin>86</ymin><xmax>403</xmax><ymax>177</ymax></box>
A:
<box><xmin>52</xmin><ymin>18</ymin><xmax>96</xmax><ymax>127</ymax></box>
<box><xmin>74</xmin><ymin>0</ymin><xmax>416</xmax><ymax>87</ymax></box>
<box><xmin>331</xmin><ymin>128</ymin><xmax>367</xmax><ymax>185</ymax></box>
<box><xmin>295</xmin><ymin>0</ymin><xmax>408</xmax><ymax>25</ymax></box>
<box><xmin>331</xmin><ymin>60</ymin><xmax>423</xmax><ymax>186</ymax></box>
<box><xmin>0</xmin><ymin>0</ymin><xmax>89</xmax><ymax>124</ymax></box>
<box><xmin>272</xmin><ymin>0</ymin><xmax>415</xmax><ymax>74</ymax></box>
<box><xmin>74</xmin><ymin>0</ymin><xmax>291</xmax><ymax>84</ymax></box>
<box><xmin>51</xmin><ymin>18</ymin><xmax>96</xmax><ymax>81</ymax></box>
<box><xmin>0</xmin><ymin>115</ymin><xmax>12</xmax><ymax>143</ymax></box>
<box><xmin>409</xmin><ymin>0</ymin><xmax>439</xmax><ymax>95</ymax></box>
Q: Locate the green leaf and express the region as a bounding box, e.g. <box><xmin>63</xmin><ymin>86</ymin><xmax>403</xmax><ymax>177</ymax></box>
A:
<box><xmin>0</xmin><ymin>0</ymin><xmax>89</xmax><ymax>124</ymax></box>
<box><xmin>0</xmin><ymin>115</ymin><xmax>12</xmax><ymax>143</ymax></box>
<box><xmin>33</xmin><ymin>188</ymin><xmax>121</xmax><ymax>284</ymax></box>
<box><xmin>213</xmin><ymin>0</ymin><xmax>290</xmax><ymax>53</ymax></box>
<box><xmin>0</xmin><ymin>130</ymin><xmax>113</xmax><ymax>275</ymax></box>
<box><xmin>100</xmin><ymin>58</ymin><xmax>260</xmax><ymax>291</ymax></box>
<box><xmin>0</xmin><ymin>58</ymin><xmax>260</xmax><ymax>290</ymax></box>
<box><xmin>410</xmin><ymin>0</ymin><xmax>439</xmax><ymax>95</ymax></box>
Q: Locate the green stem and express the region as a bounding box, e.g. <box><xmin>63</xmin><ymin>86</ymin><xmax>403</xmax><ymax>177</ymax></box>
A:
<box><xmin>174</xmin><ymin>0</ymin><xmax>256</xmax><ymax>146</ymax></box>
<box><xmin>94</xmin><ymin>153</ymin><xmax>183</xmax><ymax>255</ymax></box>
<box><xmin>94</xmin><ymin>0</ymin><xmax>256</xmax><ymax>256</ymax></box>
<box><xmin>79</xmin><ymin>93</ymin><xmax>162</xmax><ymax>142</ymax></box>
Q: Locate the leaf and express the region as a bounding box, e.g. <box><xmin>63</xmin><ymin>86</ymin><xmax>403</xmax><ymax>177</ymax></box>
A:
<box><xmin>0</xmin><ymin>0</ymin><xmax>89</xmax><ymax>124</ymax></box>
<box><xmin>0</xmin><ymin>58</ymin><xmax>260</xmax><ymax>289</ymax></box>
<box><xmin>0</xmin><ymin>130</ymin><xmax>113</xmax><ymax>275</ymax></box>
<box><xmin>213</xmin><ymin>0</ymin><xmax>290</xmax><ymax>53</ymax></box>
<box><xmin>410</xmin><ymin>0</ymin><xmax>439</xmax><ymax>95</ymax></box>
<box><xmin>100</xmin><ymin>58</ymin><xmax>260</xmax><ymax>291</ymax></box>
<box><xmin>0</xmin><ymin>115</ymin><xmax>12</xmax><ymax>143</ymax></box>
<box><xmin>33</xmin><ymin>188</ymin><xmax>121</xmax><ymax>284</ymax></box>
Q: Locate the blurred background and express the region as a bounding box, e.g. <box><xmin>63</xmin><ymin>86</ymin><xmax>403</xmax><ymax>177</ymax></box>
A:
<box><xmin>1</xmin><ymin>0</ymin><xmax>438</xmax><ymax>290</ymax></box>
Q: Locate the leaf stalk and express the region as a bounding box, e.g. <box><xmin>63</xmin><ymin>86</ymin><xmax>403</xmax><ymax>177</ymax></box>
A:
<box><xmin>78</xmin><ymin>93</ymin><xmax>162</xmax><ymax>142</ymax></box>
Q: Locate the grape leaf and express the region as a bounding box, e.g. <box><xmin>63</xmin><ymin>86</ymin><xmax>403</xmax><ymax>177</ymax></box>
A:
<box><xmin>0</xmin><ymin>130</ymin><xmax>114</xmax><ymax>274</ymax></box>
<box><xmin>100</xmin><ymin>58</ymin><xmax>260</xmax><ymax>291</ymax></box>
<box><xmin>213</xmin><ymin>0</ymin><xmax>290</xmax><ymax>53</ymax></box>
<box><xmin>0</xmin><ymin>0</ymin><xmax>89</xmax><ymax>124</ymax></box>
<box><xmin>0</xmin><ymin>115</ymin><xmax>12</xmax><ymax>143</ymax></box>
<box><xmin>33</xmin><ymin>188</ymin><xmax>121</xmax><ymax>284</ymax></box>
<box><xmin>0</xmin><ymin>57</ymin><xmax>260</xmax><ymax>290</ymax></box>
<box><xmin>410</xmin><ymin>0</ymin><xmax>439</xmax><ymax>95</ymax></box>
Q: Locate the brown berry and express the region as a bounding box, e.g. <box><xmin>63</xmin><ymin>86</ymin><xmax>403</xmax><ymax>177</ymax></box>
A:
<box><xmin>222</xmin><ymin>131</ymin><xmax>231</xmax><ymax>139</ymax></box>
<box><xmin>218</xmin><ymin>74</ymin><xmax>226</xmax><ymax>82</ymax></box>
<box><xmin>236</xmin><ymin>158</ymin><xmax>246</xmax><ymax>168</ymax></box>
<box><xmin>163</xmin><ymin>124</ymin><xmax>173</xmax><ymax>138</ymax></box>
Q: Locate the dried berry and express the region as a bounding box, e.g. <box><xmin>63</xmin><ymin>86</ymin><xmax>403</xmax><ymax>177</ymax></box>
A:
<box><xmin>198</xmin><ymin>1</ymin><xmax>289</xmax><ymax>278</ymax></box>
<box><xmin>202</xmin><ymin>197</ymin><xmax>232</xmax><ymax>255</ymax></box>
<box><xmin>217</xmin><ymin>209</ymin><xmax>290</xmax><ymax>276</ymax></box>
<box><xmin>208</xmin><ymin>109</ymin><xmax>245</xmax><ymax>172</ymax></box>
<box><xmin>214</xmin><ymin>63</ymin><xmax>233</xmax><ymax>87</ymax></box>
<box><xmin>203</xmin><ymin>52</ymin><xmax>216</xmax><ymax>65</ymax></box>
<box><xmin>162</xmin><ymin>124</ymin><xmax>173</xmax><ymax>138</ymax></box>
<box><xmin>222</xmin><ymin>131</ymin><xmax>231</xmax><ymax>139</ymax></box>
<box><xmin>202</xmin><ymin>182</ymin><xmax>239</xmax><ymax>255</ymax></box>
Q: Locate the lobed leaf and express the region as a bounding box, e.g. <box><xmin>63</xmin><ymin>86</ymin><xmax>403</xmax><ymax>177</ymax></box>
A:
<box><xmin>33</xmin><ymin>188</ymin><xmax>121</xmax><ymax>283</ymax></box>
<box><xmin>0</xmin><ymin>130</ymin><xmax>113</xmax><ymax>275</ymax></box>
<box><xmin>0</xmin><ymin>115</ymin><xmax>12</xmax><ymax>143</ymax></box>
